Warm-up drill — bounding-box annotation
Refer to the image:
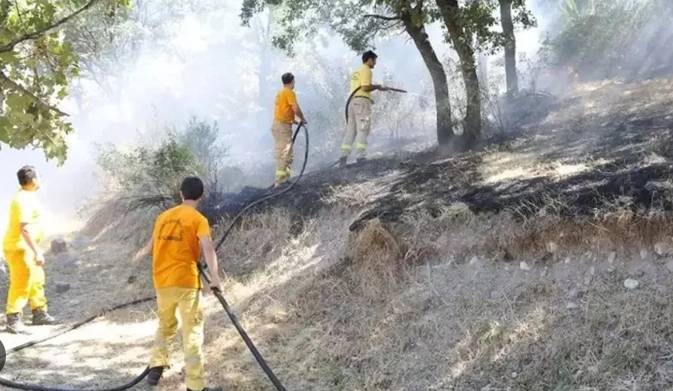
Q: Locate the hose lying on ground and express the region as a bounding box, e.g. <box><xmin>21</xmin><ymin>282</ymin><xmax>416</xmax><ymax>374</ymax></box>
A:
<box><xmin>0</xmin><ymin>123</ymin><xmax>309</xmax><ymax>391</ymax></box>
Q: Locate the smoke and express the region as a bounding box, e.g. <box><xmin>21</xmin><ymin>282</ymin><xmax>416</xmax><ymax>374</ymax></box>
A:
<box><xmin>0</xmin><ymin>0</ymin><xmax>437</xmax><ymax>238</ymax></box>
<box><xmin>6</xmin><ymin>0</ymin><xmax>669</xmax><ymax>240</ymax></box>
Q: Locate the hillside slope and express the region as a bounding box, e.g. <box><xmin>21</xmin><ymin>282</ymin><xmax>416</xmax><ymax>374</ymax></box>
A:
<box><xmin>3</xmin><ymin>77</ymin><xmax>673</xmax><ymax>390</ymax></box>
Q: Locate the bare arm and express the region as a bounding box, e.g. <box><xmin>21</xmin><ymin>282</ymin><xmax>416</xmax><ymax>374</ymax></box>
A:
<box><xmin>200</xmin><ymin>235</ymin><xmax>223</xmax><ymax>290</ymax></box>
<box><xmin>133</xmin><ymin>239</ymin><xmax>152</xmax><ymax>262</ymax></box>
<box><xmin>20</xmin><ymin>223</ymin><xmax>44</xmax><ymax>265</ymax></box>
<box><xmin>291</xmin><ymin>104</ymin><xmax>307</xmax><ymax>124</ymax></box>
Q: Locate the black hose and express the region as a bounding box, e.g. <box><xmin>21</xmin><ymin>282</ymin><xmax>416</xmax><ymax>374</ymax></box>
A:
<box><xmin>0</xmin><ymin>368</ymin><xmax>151</xmax><ymax>391</ymax></box>
<box><xmin>0</xmin><ymin>298</ymin><xmax>155</xmax><ymax>390</ymax></box>
<box><xmin>204</xmin><ymin>123</ymin><xmax>309</xmax><ymax>391</ymax></box>
<box><xmin>344</xmin><ymin>87</ymin><xmax>362</xmax><ymax>124</ymax></box>
<box><xmin>214</xmin><ymin>123</ymin><xmax>309</xmax><ymax>252</ymax></box>
<box><xmin>0</xmin><ymin>124</ymin><xmax>308</xmax><ymax>391</ymax></box>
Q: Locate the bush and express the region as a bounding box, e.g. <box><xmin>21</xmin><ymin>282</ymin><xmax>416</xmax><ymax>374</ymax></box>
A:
<box><xmin>97</xmin><ymin>118</ymin><xmax>231</xmax><ymax>210</ymax></box>
<box><xmin>541</xmin><ymin>0</ymin><xmax>673</xmax><ymax>81</ymax></box>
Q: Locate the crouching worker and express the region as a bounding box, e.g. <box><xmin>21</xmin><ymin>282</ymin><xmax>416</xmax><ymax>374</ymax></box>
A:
<box><xmin>272</xmin><ymin>72</ymin><xmax>307</xmax><ymax>188</ymax></box>
<box><xmin>141</xmin><ymin>177</ymin><xmax>223</xmax><ymax>391</ymax></box>
<box><xmin>4</xmin><ymin>165</ymin><xmax>58</xmax><ymax>334</ymax></box>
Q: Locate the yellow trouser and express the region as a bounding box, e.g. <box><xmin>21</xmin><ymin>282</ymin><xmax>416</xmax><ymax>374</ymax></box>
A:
<box><xmin>342</xmin><ymin>97</ymin><xmax>372</xmax><ymax>159</ymax></box>
<box><xmin>150</xmin><ymin>287</ymin><xmax>205</xmax><ymax>390</ymax></box>
<box><xmin>5</xmin><ymin>249</ymin><xmax>47</xmax><ymax>315</ymax></box>
<box><xmin>271</xmin><ymin>120</ymin><xmax>293</xmax><ymax>183</ymax></box>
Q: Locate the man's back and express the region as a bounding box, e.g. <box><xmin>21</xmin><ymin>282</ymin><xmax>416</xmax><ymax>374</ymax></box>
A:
<box><xmin>151</xmin><ymin>204</ymin><xmax>210</xmax><ymax>289</ymax></box>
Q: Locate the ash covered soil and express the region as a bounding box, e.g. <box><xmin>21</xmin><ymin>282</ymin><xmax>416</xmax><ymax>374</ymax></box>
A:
<box><xmin>213</xmin><ymin>78</ymin><xmax>673</xmax><ymax>229</ymax></box>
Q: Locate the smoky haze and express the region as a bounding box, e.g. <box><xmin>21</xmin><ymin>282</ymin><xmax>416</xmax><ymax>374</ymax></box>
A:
<box><xmin>2</xmin><ymin>0</ymin><xmax>670</xmax><ymax>239</ymax></box>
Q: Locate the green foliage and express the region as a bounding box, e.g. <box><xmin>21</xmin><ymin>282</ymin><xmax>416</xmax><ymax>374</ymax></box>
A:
<box><xmin>543</xmin><ymin>0</ymin><xmax>660</xmax><ymax>79</ymax></box>
<box><xmin>0</xmin><ymin>0</ymin><xmax>128</xmax><ymax>164</ymax></box>
<box><xmin>97</xmin><ymin>118</ymin><xmax>230</xmax><ymax>209</ymax></box>
<box><xmin>97</xmin><ymin>135</ymin><xmax>202</xmax><ymax>206</ymax></box>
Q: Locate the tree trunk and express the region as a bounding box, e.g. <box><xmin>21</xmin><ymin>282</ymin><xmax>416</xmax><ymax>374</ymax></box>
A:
<box><xmin>401</xmin><ymin>14</ymin><xmax>453</xmax><ymax>146</ymax></box>
<box><xmin>499</xmin><ymin>0</ymin><xmax>518</xmax><ymax>94</ymax></box>
<box><xmin>435</xmin><ymin>0</ymin><xmax>481</xmax><ymax>148</ymax></box>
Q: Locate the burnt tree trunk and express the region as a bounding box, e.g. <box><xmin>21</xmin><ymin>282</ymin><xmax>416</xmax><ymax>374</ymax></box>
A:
<box><xmin>401</xmin><ymin>12</ymin><xmax>453</xmax><ymax>146</ymax></box>
<box><xmin>499</xmin><ymin>0</ymin><xmax>518</xmax><ymax>94</ymax></box>
<box><xmin>435</xmin><ymin>0</ymin><xmax>482</xmax><ymax>148</ymax></box>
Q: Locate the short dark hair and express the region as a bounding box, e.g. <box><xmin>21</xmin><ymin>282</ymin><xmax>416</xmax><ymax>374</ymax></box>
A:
<box><xmin>362</xmin><ymin>50</ymin><xmax>378</xmax><ymax>63</ymax></box>
<box><xmin>181</xmin><ymin>177</ymin><xmax>204</xmax><ymax>201</ymax></box>
<box><xmin>282</xmin><ymin>72</ymin><xmax>295</xmax><ymax>85</ymax></box>
<box><xmin>17</xmin><ymin>166</ymin><xmax>37</xmax><ymax>187</ymax></box>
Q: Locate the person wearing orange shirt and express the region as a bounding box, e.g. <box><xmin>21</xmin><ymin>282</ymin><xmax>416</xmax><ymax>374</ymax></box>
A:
<box><xmin>272</xmin><ymin>72</ymin><xmax>307</xmax><ymax>187</ymax></box>
<box><xmin>137</xmin><ymin>177</ymin><xmax>223</xmax><ymax>391</ymax></box>
<box><xmin>3</xmin><ymin>165</ymin><xmax>58</xmax><ymax>334</ymax></box>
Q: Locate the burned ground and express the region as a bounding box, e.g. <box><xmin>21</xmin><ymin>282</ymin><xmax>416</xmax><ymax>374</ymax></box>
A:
<box><xmin>212</xmin><ymin>78</ymin><xmax>673</xmax><ymax>233</ymax></box>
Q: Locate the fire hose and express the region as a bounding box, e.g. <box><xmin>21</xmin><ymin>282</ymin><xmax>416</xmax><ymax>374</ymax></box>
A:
<box><xmin>344</xmin><ymin>85</ymin><xmax>407</xmax><ymax>124</ymax></box>
<box><xmin>0</xmin><ymin>123</ymin><xmax>309</xmax><ymax>391</ymax></box>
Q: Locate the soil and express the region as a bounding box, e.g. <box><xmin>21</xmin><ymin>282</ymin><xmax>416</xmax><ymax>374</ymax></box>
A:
<box><xmin>2</xmin><ymin>77</ymin><xmax>673</xmax><ymax>390</ymax></box>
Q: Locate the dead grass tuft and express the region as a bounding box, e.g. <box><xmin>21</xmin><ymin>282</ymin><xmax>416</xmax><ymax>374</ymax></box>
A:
<box><xmin>347</xmin><ymin>219</ymin><xmax>406</xmax><ymax>300</ymax></box>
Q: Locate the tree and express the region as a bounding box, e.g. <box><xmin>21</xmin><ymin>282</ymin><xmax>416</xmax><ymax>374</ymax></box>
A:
<box><xmin>0</xmin><ymin>0</ymin><xmax>128</xmax><ymax>164</ymax></box>
<box><xmin>435</xmin><ymin>0</ymin><xmax>482</xmax><ymax>147</ymax></box>
<box><xmin>241</xmin><ymin>0</ymin><xmax>455</xmax><ymax>147</ymax></box>
<box><xmin>497</xmin><ymin>0</ymin><xmax>535</xmax><ymax>95</ymax></box>
<box><xmin>499</xmin><ymin>0</ymin><xmax>517</xmax><ymax>93</ymax></box>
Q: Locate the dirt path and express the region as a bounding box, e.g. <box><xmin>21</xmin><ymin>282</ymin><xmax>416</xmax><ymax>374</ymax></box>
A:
<box><xmin>0</xmin><ymin>233</ymin><xmax>227</xmax><ymax>390</ymax></box>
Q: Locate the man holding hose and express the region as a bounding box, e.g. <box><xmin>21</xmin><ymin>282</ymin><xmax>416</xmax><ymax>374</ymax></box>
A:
<box><xmin>272</xmin><ymin>72</ymin><xmax>307</xmax><ymax>188</ymax></box>
<box><xmin>339</xmin><ymin>50</ymin><xmax>391</xmax><ymax>167</ymax></box>
<box><xmin>138</xmin><ymin>176</ymin><xmax>223</xmax><ymax>391</ymax></box>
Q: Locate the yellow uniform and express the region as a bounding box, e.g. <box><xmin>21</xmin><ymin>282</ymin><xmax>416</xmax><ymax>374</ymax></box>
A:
<box><xmin>342</xmin><ymin>64</ymin><xmax>374</xmax><ymax>158</ymax></box>
<box><xmin>150</xmin><ymin>204</ymin><xmax>211</xmax><ymax>390</ymax></box>
<box><xmin>272</xmin><ymin>87</ymin><xmax>297</xmax><ymax>183</ymax></box>
<box><xmin>3</xmin><ymin>188</ymin><xmax>47</xmax><ymax>315</ymax></box>
<box><xmin>350</xmin><ymin>64</ymin><xmax>374</xmax><ymax>101</ymax></box>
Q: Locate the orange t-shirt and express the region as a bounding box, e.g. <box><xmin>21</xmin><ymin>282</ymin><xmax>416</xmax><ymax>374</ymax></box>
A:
<box><xmin>274</xmin><ymin>87</ymin><xmax>297</xmax><ymax>124</ymax></box>
<box><xmin>152</xmin><ymin>204</ymin><xmax>211</xmax><ymax>289</ymax></box>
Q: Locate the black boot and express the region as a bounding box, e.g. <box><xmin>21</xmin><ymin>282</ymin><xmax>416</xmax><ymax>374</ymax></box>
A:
<box><xmin>147</xmin><ymin>366</ymin><xmax>165</xmax><ymax>386</ymax></box>
<box><xmin>32</xmin><ymin>308</ymin><xmax>58</xmax><ymax>325</ymax></box>
<box><xmin>6</xmin><ymin>313</ymin><xmax>26</xmax><ymax>334</ymax></box>
<box><xmin>338</xmin><ymin>156</ymin><xmax>347</xmax><ymax>167</ymax></box>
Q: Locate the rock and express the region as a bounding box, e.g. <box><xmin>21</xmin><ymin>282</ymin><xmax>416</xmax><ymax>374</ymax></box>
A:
<box><xmin>624</xmin><ymin>278</ymin><xmax>639</xmax><ymax>290</ymax></box>
<box><xmin>469</xmin><ymin>256</ymin><xmax>481</xmax><ymax>266</ymax></box>
<box><xmin>564</xmin><ymin>257</ymin><xmax>571</xmax><ymax>264</ymax></box>
<box><xmin>654</xmin><ymin>242</ymin><xmax>673</xmax><ymax>257</ymax></box>
<box><xmin>640</xmin><ymin>249</ymin><xmax>649</xmax><ymax>261</ymax></box>
<box><xmin>520</xmin><ymin>261</ymin><xmax>531</xmax><ymax>271</ymax></box>
<box><xmin>607</xmin><ymin>252</ymin><xmax>616</xmax><ymax>264</ymax></box>
<box><xmin>55</xmin><ymin>283</ymin><xmax>70</xmax><ymax>294</ymax></box>
<box><xmin>127</xmin><ymin>275</ymin><xmax>137</xmax><ymax>284</ymax></box>
<box><xmin>547</xmin><ymin>241</ymin><xmax>559</xmax><ymax>254</ymax></box>
<box><xmin>50</xmin><ymin>239</ymin><xmax>67</xmax><ymax>254</ymax></box>
<box><xmin>566</xmin><ymin>302</ymin><xmax>579</xmax><ymax>310</ymax></box>
<box><xmin>666</xmin><ymin>260</ymin><xmax>673</xmax><ymax>273</ymax></box>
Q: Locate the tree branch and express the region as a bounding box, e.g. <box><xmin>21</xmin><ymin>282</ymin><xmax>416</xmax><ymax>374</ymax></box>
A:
<box><xmin>0</xmin><ymin>0</ymin><xmax>101</xmax><ymax>53</ymax></box>
<box><xmin>363</xmin><ymin>14</ymin><xmax>402</xmax><ymax>21</ymax></box>
<box><xmin>0</xmin><ymin>69</ymin><xmax>69</xmax><ymax>116</ymax></box>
